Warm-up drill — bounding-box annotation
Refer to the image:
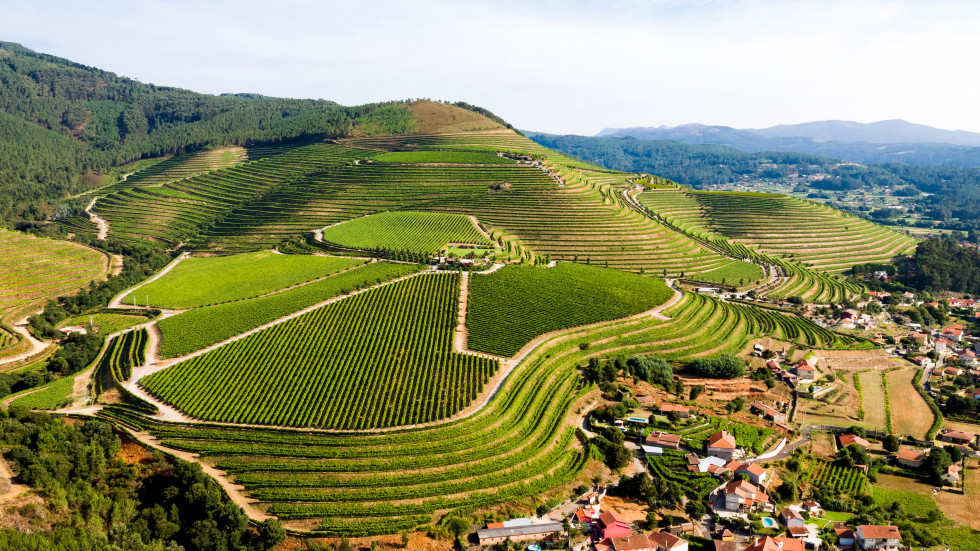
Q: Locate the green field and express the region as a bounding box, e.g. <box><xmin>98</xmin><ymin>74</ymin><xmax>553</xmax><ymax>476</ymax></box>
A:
<box><xmin>10</xmin><ymin>375</ymin><xmax>76</xmax><ymax>410</ymax></box>
<box><xmin>373</xmin><ymin>151</ymin><xmax>516</xmax><ymax>164</ymax></box>
<box><xmin>59</xmin><ymin>312</ymin><xmax>150</xmax><ymax>335</ymax></box>
<box><xmin>145</xmin><ymin>273</ymin><xmax>497</xmax><ymax>428</ymax></box>
<box><xmin>125</xmin><ymin>251</ymin><xmax>364</xmax><ymax>308</ymax></box>
<box><xmin>466</xmin><ymin>263</ymin><xmax>674</xmax><ymax>356</ymax></box>
<box><xmin>156</xmin><ymin>261</ymin><xmax>421</xmax><ymax>358</ymax></box>
<box><xmin>319</xmin><ymin>211</ymin><xmax>493</xmax><ymax>254</ymax></box>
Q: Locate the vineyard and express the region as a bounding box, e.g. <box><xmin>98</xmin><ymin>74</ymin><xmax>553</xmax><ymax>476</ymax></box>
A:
<box><xmin>94</xmin><ymin>328</ymin><xmax>157</xmax><ymax>413</ymax></box>
<box><xmin>806</xmin><ymin>459</ymin><xmax>868</xmax><ymax>495</ymax></box>
<box><xmin>680</xmin><ymin>417</ymin><xmax>777</xmax><ymax>454</ymax></box>
<box><xmin>318</xmin><ymin>211</ymin><xmax>492</xmax><ymax>254</ymax></box>
<box><xmin>144</xmin><ymin>273</ymin><xmax>497</xmax><ymax>428</ymax></box>
<box><xmin>57</xmin><ymin>312</ymin><xmax>150</xmax><ymax>335</ymax></box>
<box><xmin>0</xmin><ymin>229</ymin><xmax>108</xmax><ymax>352</ymax></box>
<box><xmin>372</xmin><ymin>151</ymin><xmax>516</xmax><ymax>164</ymax></box>
<box><xmin>645</xmin><ymin>450</ymin><xmax>719</xmax><ymax>500</ymax></box>
<box><xmin>156</xmin><ymin>261</ymin><xmax>421</xmax><ymax>358</ymax></box>
<box><xmin>466</xmin><ymin>263</ymin><xmax>674</xmax><ymax>356</ymax></box>
<box><xmin>124</xmin><ymin>251</ymin><xmax>364</xmax><ymax>309</ymax></box>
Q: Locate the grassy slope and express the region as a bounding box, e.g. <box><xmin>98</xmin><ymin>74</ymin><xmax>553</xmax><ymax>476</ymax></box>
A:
<box><xmin>125</xmin><ymin>251</ymin><xmax>363</xmax><ymax>308</ymax></box>
<box><xmin>58</xmin><ymin>313</ymin><xmax>150</xmax><ymax>335</ymax></box>
<box><xmin>320</xmin><ymin>211</ymin><xmax>492</xmax><ymax>254</ymax></box>
<box><xmin>466</xmin><ymin>263</ymin><xmax>673</xmax><ymax>356</ymax></box>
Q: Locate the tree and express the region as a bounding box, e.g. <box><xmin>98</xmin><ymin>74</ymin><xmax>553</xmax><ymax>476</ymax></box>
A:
<box><xmin>944</xmin><ymin>445</ymin><xmax>962</xmax><ymax>464</ymax></box>
<box><xmin>689</xmin><ymin>354</ymin><xmax>745</xmax><ymax>379</ymax></box>
<box><xmin>339</xmin><ymin>537</ymin><xmax>352</xmax><ymax>551</ymax></box>
<box><xmin>689</xmin><ymin>385</ymin><xmax>705</xmax><ymax>400</ymax></box>
<box><xmin>726</xmin><ymin>396</ymin><xmax>746</xmax><ymax>414</ymax></box>
<box><xmin>673</xmin><ymin>379</ymin><xmax>685</xmax><ymax>396</ymax></box>
<box><xmin>445</xmin><ymin>517</ymin><xmax>469</xmax><ymax>538</ymax></box>
<box><xmin>882</xmin><ymin>435</ymin><xmax>900</xmax><ymax>453</ymax></box>
<box><xmin>257</xmin><ymin>519</ymin><xmax>287</xmax><ymax>549</ymax></box>
<box><xmin>685</xmin><ymin>500</ymin><xmax>706</xmax><ymax>521</ymax></box>
<box><xmin>402</xmin><ymin>531</ymin><xmax>410</xmax><ymax>548</ymax></box>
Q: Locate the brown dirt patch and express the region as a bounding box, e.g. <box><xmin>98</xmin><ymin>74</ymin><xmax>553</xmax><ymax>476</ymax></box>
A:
<box><xmin>811</xmin><ymin>431</ymin><xmax>836</xmax><ymax>459</ymax></box>
<box><xmin>942</xmin><ymin>419</ymin><xmax>980</xmax><ymax>434</ymax></box>
<box><xmin>601</xmin><ymin>495</ymin><xmax>651</xmax><ymax>524</ymax></box>
<box><xmin>858</xmin><ymin>370</ymin><xmax>888</xmax><ymax>430</ymax></box>
<box><xmin>119</xmin><ymin>438</ymin><xmax>154</xmax><ymax>465</ymax></box>
<box><xmin>406</xmin><ymin>100</ymin><xmax>504</xmax><ymax>134</ymax></box>
<box><xmin>676</xmin><ymin>376</ymin><xmax>769</xmax><ymax>403</ymax></box>
<box><xmin>887</xmin><ymin>367</ymin><xmax>934</xmax><ymax>439</ymax></box>
<box><xmin>934</xmin><ymin>460</ymin><xmax>980</xmax><ymax>530</ymax></box>
<box><xmin>281</xmin><ymin>532</ymin><xmax>454</xmax><ymax>551</ymax></box>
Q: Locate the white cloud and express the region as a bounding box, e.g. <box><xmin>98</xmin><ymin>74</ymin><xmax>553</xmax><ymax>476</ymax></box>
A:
<box><xmin>2</xmin><ymin>0</ymin><xmax>978</xmax><ymax>134</ymax></box>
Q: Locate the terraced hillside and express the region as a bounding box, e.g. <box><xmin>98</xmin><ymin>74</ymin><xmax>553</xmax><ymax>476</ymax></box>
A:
<box><xmin>642</xmin><ymin>189</ymin><xmax>916</xmax><ymax>273</ymax></box>
<box><xmin>105</xmin><ymin>285</ymin><xmax>862</xmax><ymax>537</ymax></box>
<box><xmin>0</xmin><ymin>229</ymin><xmax>108</xmax><ymax>354</ymax></box>
<box><xmin>638</xmin><ymin>187</ymin><xmax>914</xmax><ymax>301</ymax></box>
<box><xmin>144</xmin><ymin>272</ymin><xmax>497</xmax><ymax>429</ymax></box>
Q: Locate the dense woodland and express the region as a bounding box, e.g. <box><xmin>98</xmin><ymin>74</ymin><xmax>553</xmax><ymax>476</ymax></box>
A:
<box><xmin>0</xmin><ymin>41</ymin><xmax>426</xmax><ymax>225</ymax></box>
<box><xmin>896</xmin><ymin>237</ymin><xmax>980</xmax><ymax>295</ymax></box>
<box><xmin>528</xmin><ymin>133</ymin><xmax>980</xmax><ymax>231</ymax></box>
<box><xmin>0</xmin><ymin>406</ymin><xmax>286</xmax><ymax>551</ymax></box>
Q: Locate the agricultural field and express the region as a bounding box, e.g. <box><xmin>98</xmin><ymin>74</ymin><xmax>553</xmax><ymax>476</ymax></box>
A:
<box><xmin>144</xmin><ymin>273</ymin><xmax>497</xmax><ymax>428</ymax></box>
<box><xmin>466</xmin><ymin>263</ymin><xmax>674</xmax><ymax>356</ymax></box>
<box><xmin>0</xmin><ymin>229</ymin><xmax>108</xmax><ymax>332</ymax></box>
<box><xmin>805</xmin><ymin>459</ymin><xmax>868</xmax><ymax>495</ymax></box>
<box><xmin>319</xmin><ymin>211</ymin><xmax>492</xmax><ymax>254</ymax></box>
<box><xmin>156</xmin><ymin>261</ymin><xmax>421</xmax><ymax>357</ymax></box>
<box><xmin>372</xmin><ymin>151</ymin><xmax>516</xmax><ymax>164</ymax></box>
<box><xmin>93</xmin><ymin>328</ymin><xmax>157</xmax><ymax>412</ymax></box>
<box><xmin>645</xmin><ymin>449</ymin><xmax>718</xmax><ymax>500</ymax></box>
<box><xmin>886</xmin><ymin>366</ymin><xmax>935</xmax><ymax>439</ymax></box>
<box><xmin>858</xmin><ymin>369</ymin><xmax>889</xmax><ymax>432</ymax></box>
<box><xmin>125</xmin><ymin>251</ymin><xmax>365</xmax><ymax>309</ymax></box>
<box><xmin>58</xmin><ymin>312</ymin><xmax>150</xmax><ymax>335</ymax></box>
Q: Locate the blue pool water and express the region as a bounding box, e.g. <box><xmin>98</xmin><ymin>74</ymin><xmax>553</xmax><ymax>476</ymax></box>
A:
<box><xmin>762</xmin><ymin>518</ymin><xmax>777</xmax><ymax>528</ymax></box>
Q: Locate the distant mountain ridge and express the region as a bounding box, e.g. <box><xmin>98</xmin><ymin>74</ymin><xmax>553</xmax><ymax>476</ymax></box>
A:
<box><xmin>596</xmin><ymin>120</ymin><xmax>980</xmax><ymax>167</ymax></box>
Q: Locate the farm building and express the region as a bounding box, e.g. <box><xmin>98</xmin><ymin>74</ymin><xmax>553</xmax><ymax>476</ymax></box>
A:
<box><xmin>598</xmin><ymin>510</ymin><xmax>632</xmax><ymax>539</ymax></box>
<box><xmin>476</xmin><ymin>521</ymin><xmax>565</xmax><ymax>545</ymax></box>
<box><xmin>646</xmin><ymin>431</ymin><xmax>682</xmax><ymax>449</ymax></box>
<box><xmin>794</xmin><ymin>359</ymin><xmax>816</xmax><ymax>381</ymax></box>
<box><xmin>838</xmin><ymin>433</ymin><xmax>871</xmax><ymax>450</ymax></box>
<box><xmin>895</xmin><ymin>448</ymin><xmax>926</xmax><ymax>468</ymax></box>
<box><xmin>800</xmin><ymin>501</ymin><xmax>823</xmax><ymax>516</ymax></box>
<box><xmin>730</xmin><ymin>461</ymin><xmax>768</xmax><ymax>485</ymax></box>
<box><xmin>751</xmin><ymin>401</ymin><xmax>786</xmax><ymax>423</ymax></box>
<box><xmin>659</xmin><ymin>403</ymin><xmax>692</xmax><ymax>417</ymax></box>
<box><xmin>835</xmin><ymin>527</ymin><xmax>856</xmax><ymax>550</ymax></box>
<box><xmin>706</xmin><ymin>430</ymin><xmax>740</xmax><ymax>460</ymax></box>
<box><xmin>745</xmin><ymin>536</ymin><xmax>803</xmax><ymax>551</ymax></box>
<box><xmin>942</xmin><ymin>464</ymin><xmax>962</xmax><ymax>486</ymax></box>
<box><xmin>939</xmin><ymin>428</ymin><xmax>975</xmax><ymax>445</ymax></box>
<box><xmin>855</xmin><ymin>525</ymin><xmax>901</xmax><ymax>551</ymax></box>
<box><xmin>780</xmin><ymin>506</ymin><xmax>805</xmax><ymax>528</ymax></box>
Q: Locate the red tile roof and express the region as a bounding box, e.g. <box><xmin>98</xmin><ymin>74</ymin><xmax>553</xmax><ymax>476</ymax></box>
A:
<box><xmin>599</xmin><ymin>510</ymin><xmax>630</xmax><ymax>528</ymax></box>
<box><xmin>708</xmin><ymin>430</ymin><xmax>737</xmax><ymax>449</ymax></box>
<box><xmin>746</xmin><ymin>536</ymin><xmax>804</xmax><ymax>551</ymax></box>
<box><xmin>611</xmin><ymin>535</ymin><xmax>652</xmax><ymax>551</ymax></box>
<box><xmin>858</xmin><ymin>525</ymin><xmax>901</xmax><ymax>540</ymax></box>
<box><xmin>660</xmin><ymin>403</ymin><xmax>690</xmax><ymax>413</ymax></box>
<box><xmin>839</xmin><ymin>433</ymin><xmax>871</xmax><ymax>449</ymax></box>
<box><xmin>648</xmin><ymin>532</ymin><xmax>687</xmax><ymax>551</ymax></box>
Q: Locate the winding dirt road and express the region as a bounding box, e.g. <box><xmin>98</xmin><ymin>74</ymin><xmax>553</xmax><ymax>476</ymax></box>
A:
<box><xmin>0</xmin><ymin>314</ymin><xmax>53</xmax><ymax>367</ymax></box>
<box><xmin>85</xmin><ymin>198</ymin><xmax>109</xmax><ymax>240</ymax></box>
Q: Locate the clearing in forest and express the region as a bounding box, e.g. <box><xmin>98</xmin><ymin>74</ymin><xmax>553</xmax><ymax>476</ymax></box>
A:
<box><xmin>124</xmin><ymin>251</ymin><xmax>364</xmax><ymax>309</ymax></box>
<box><xmin>319</xmin><ymin>211</ymin><xmax>493</xmax><ymax>254</ymax></box>
<box><xmin>466</xmin><ymin>263</ymin><xmax>673</xmax><ymax>357</ymax></box>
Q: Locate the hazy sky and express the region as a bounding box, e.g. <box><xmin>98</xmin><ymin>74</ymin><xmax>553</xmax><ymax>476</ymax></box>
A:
<box><xmin>3</xmin><ymin>0</ymin><xmax>978</xmax><ymax>135</ymax></box>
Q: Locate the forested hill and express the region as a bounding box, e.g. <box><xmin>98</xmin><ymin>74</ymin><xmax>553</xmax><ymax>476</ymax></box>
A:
<box><xmin>0</xmin><ymin>42</ymin><xmax>511</xmax><ymax>226</ymax></box>
<box><xmin>527</xmin><ymin>132</ymin><xmax>980</xmax><ymax>233</ymax></box>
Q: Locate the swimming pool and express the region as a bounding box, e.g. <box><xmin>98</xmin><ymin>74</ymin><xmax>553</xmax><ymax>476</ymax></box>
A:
<box><xmin>762</xmin><ymin>517</ymin><xmax>777</xmax><ymax>528</ymax></box>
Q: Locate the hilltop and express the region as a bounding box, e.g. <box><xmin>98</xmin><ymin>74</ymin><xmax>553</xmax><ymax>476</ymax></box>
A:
<box><xmin>595</xmin><ymin>119</ymin><xmax>980</xmax><ymax>167</ymax></box>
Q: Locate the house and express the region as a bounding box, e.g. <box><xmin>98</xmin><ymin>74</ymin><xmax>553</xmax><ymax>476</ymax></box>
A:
<box><xmin>968</xmin><ymin>390</ymin><xmax>980</xmax><ymax>401</ymax></box>
<box><xmin>669</xmin><ymin>523</ymin><xmax>695</xmax><ymax>537</ymax></box>
<box><xmin>766</xmin><ymin>359</ymin><xmax>781</xmax><ymax>371</ymax></box>
<box><xmin>721</xmin><ymin>479</ymin><xmax>770</xmax><ymax>513</ymax></box>
<box><xmin>869</xmin><ymin>291</ymin><xmax>891</xmax><ymax>299</ymax></box>
<box><xmin>856</xmin><ymin>525</ymin><xmax>902</xmax><ymax>551</ymax></box>
<box><xmin>745</xmin><ymin>537</ymin><xmax>804</xmax><ymax>551</ymax></box>
<box><xmin>59</xmin><ymin>325</ymin><xmax>88</xmax><ymax>335</ymax></box>
<box><xmin>838</xmin><ymin>433</ymin><xmax>871</xmax><ymax>450</ymax></box>
<box><xmin>660</xmin><ymin>403</ymin><xmax>692</xmax><ymax>417</ymax></box>
<box><xmin>960</xmin><ymin>350</ymin><xmax>978</xmax><ymax>366</ymax></box>
<box><xmin>595</xmin><ymin>535</ymin><xmax>653</xmax><ymax>551</ymax></box>
<box><xmin>800</xmin><ymin>501</ymin><xmax>823</xmax><ymax>517</ymax></box>
<box><xmin>939</xmin><ymin>428</ymin><xmax>975</xmax><ymax>445</ymax></box>
<box><xmin>707</xmin><ymin>430</ymin><xmax>740</xmax><ymax>460</ymax></box>
<box><xmin>476</xmin><ymin>522</ymin><xmax>565</xmax><ymax>545</ymax></box>
<box><xmin>842</xmin><ymin>309</ymin><xmax>860</xmax><ymax>320</ymax></box>
<box><xmin>910</xmin><ymin>332</ymin><xmax>930</xmax><ymax>346</ymax></box>
<box><xmin>942</xmin><ymin>464</ymin><xmax>962</xmax><ymax>486</ymax></box>
<box><xmin>751</xmin><ymin>401</ymin><xmax>787</xmax><ymax>424</ymax></box>
<box><xmin>646</xmin><ymin>432</ymin><xmax>682</xmax><ymax>449</ymax></box>
<box><xmin>598</xmin><ymin>510</ymin><xmax>632</xmax><ymax>539</ymax></box>
<box><xmin>714</xmin><ymin>542</ymin><xmax>738</xmax><ymax>551</ymax></box>
<box><xmin>780</xmin><ymin>507</ymin><xmax>805</xmax><ymax>528</ymax></box>
<box><xmin>714</xmin><ymin>527</ymin><xmax>735</xmax><ymax>541</ymax></box>
<box><xmin>908</xmin><ymin>356</ymin><xmax>934</xmax><ymax>369</ymax></box>
<box><xmin>943</xmin><ymin>328</ymin><xmax>965</xmax><ymax>342</ymax></box>
<box><xmin>787</xmin><ymin>526</ymin><xmax>810</xmax><ymax>540</ymax></box>
<box><xmin>794</xmin><ymin>359</ymin><xmax>816</xmax><ymax>382</ymax></box>
<box><xmin>835</xmin><ymin>527</ymin><xmax>856</xmax><ymax>550</ymax></box>
<box><xmin>688</xmin><ymin>454</ymin><xmax>730</xmax><ymax>476</ymax></box>
<box><xmin>648</xmin><ymin>532</ymin><xmax>690</xmax><ymax>551</ymax></box>
<box><xmin>895</xmin><ymin>448</ymin><xmax>926</xmax><ymax>468</ymax></box>
<box><xmin>731</xmin><ymin>462</ymin><xmax>769</xmax><ymax>485</ymax></box>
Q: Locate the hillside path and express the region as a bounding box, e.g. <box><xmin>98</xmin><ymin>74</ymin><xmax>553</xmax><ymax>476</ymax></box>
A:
<box><xmin>109</xmin><ymin>252</ymin><xmax>189</xmax><ymax>308</ymax></box>
<box><xmin>0</xmin><ymin>313</ymin><xmax>53</xmax><ymax>367</ymax></box>
<box><xmin>85</xmin><ymin>198</ymin><xmax>109</xmax><ymax>240</ymax></box>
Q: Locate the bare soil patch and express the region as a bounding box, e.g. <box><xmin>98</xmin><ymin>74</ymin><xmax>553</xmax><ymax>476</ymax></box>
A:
<box><xmin>601</xmin><ymin>495</ymin><xmax>651</xmax><ymax>524</ymax></box>
<box><xmin>858</xmin><ymin>370</ymin><xmax>888</xmax><ymax>431</ymax></box>
<box><xmin>934</xmin><ymin>460</ymin><xmax>980</xmax><ymax>530</ymax></box>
